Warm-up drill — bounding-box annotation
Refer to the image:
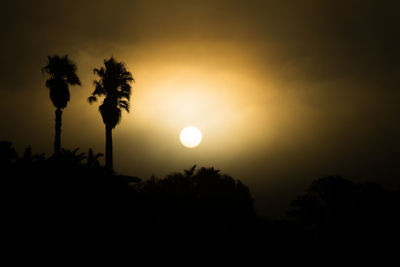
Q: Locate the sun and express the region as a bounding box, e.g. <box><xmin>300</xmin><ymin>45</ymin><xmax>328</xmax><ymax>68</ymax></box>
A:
<box><xmin>180</xmin><ymin>126</ymin><xmax>202</xmax><ymax>148</ymax></box>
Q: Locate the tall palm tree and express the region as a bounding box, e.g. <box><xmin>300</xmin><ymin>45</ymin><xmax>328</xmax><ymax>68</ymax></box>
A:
<box><xmin>88</xmin><ymin>57</ymin><xmax>134</xmax><ymax>172</ymax></box>
<box><xmin>42</xmin><ymin>55</ymin><xmax>81</xmax><ymax>155</ymax></box>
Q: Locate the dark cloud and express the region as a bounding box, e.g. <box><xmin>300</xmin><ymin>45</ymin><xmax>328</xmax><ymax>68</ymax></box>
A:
<box><xmin>2</xmin><ymin>0</ymin><xmax>399</xmax><ymax>87</ymax></box>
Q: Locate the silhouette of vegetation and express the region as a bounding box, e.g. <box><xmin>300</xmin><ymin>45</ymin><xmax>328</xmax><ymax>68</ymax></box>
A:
<box><xmin>42</xmin><ymin>55</ymin><xmax>81</xmax><ymax>155</ymax></box>
<box><xmin>1</xmin><ymin>141</ymin><xmax>399</xmax><ymax>251</ymax></box>
<box><xmin>87</xmin><ymin>148</ymin><xmax>104</xmax><ymax>167</ymax></box>
<box><xmin>88</xmin><ymin>57</ymin><xmax>134</xmax><ymax>172</ymax></box>
<box><xmin>1</xmin><ymin>142</ymin><xmax>258</xmax><ymax>247</ymax></box>
<box><xmin>0</xmin><ymin>141</ymin><xmax>18</xmax><ymax>166</ymax></box>
<box><xmin>134</xmin><ymin>165</ymin><xmax>256</xmax><ymax>244</ymax></box>
<box><xmin>288</xmin><ymin>176</ymin><xmax>400</xmax><ymax>253</ymax></box>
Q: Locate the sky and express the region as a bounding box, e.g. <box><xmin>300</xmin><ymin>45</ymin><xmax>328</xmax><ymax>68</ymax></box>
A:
<box><xmin>1</xmin><ymin>0</ymin><xmax>399</xmax><ymax>217</ymax></box>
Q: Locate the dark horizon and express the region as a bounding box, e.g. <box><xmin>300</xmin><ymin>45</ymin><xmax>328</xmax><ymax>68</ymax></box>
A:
<box><xmin>2</xmin><ymin>140</ymin><xmax>400</xmax><ymax>251</ymax></box>
<box><xmin>1</xmin><ymin>0</ymin><xmax>400</xmax><ymax>219</ymax></box>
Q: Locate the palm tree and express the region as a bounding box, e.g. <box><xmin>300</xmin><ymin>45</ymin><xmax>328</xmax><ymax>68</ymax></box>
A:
<box><xmin>87</xmin><ymin>148</ymin><xmax>104</xmax><ymax>167</ymax></box>
<box><xmin>42</xmin><ymin>55</ymin><xmax>81</xmax><ymax>155</ymax></box>
<box><xmin>88</xmin><ymin>57</ymin><xmax>134</xmax><ymax>172</ymax></box>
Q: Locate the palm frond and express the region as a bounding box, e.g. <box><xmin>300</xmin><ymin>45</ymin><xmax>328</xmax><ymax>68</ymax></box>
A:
<box><xmin>94</xmin><ymin>67</ymin><xmax>106</xmax><ymax>77</ymax></box>
<box><xmin>119</xmin><ymin>84</ymin><xmax>131</xmax><ymax>99</ymax></box>
<box><xmin>66</xmin><ymin>73</ymin><xmax>81</xmax><ymax>85</ymax></box>
<box><xmin>43</xmin><ymin>54</ymin><xmax>81</xmax><ymax>108</ymax></box>
<box><xmin>87</xmin><ymin>148</ymin><xmax>104</xmax><ymax>167</ymax></box>
<box><xmin>90</xmin><ymin>57</ymin><xmax>134</xmax><ymax>127</ymax></box>
<box><xmin>184</xmin><ymin>165</ymin><xmax>197</xmax><ymax>178</ymax></box>
<box><xmin>118</xmin><ymin>100</ymin><xmax>130</xmax><ymax>112</ymax></box>
<box><xmin>43</xmin><ymin>55</ymin><xmax>81</xmax><ymax>85</ymax></box>
<box><xmin>88</xmin><ymin>96</ymin><xmax>97</xmax><ymax>103</ymax></box>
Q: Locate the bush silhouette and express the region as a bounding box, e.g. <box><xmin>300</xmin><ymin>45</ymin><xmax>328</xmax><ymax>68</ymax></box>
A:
<box><xmin>2</xmin><ymin>141</ymin><xmax>399</xmax><ymax>251</ymax></box>
<box><xmin>288</xmin><ymin>176</ymin><xmax>399</xmax><ymax>253</ymax></box>
<box><xmin>135</xmin><ymin>166</ymin><xmax>256</xmax><ymax>244</ymax></box>
<box><xmin>1</xmin><ymin>143</ymin><xmax>258</xmax><ymax>247</ymax></box>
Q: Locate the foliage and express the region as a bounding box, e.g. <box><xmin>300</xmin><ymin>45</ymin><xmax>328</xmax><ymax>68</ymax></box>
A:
<box><xmin>288</xmin><ymin>176</ymin><xmax>398</xmax><ymax>252</ymax></box>
<box><xmin>1</xmin><ymin>142</ymin><xmax>399</xmax><ymax>251</ymax></box>
<box><xmin>88</xmin><ymin>57</ymin><xmax>134</xmax><ymax>128</ymax></box>
<box><xmin>42</xmin><ymin>55</ymin><xmax>81</xmax><ymax>109</ymax></box>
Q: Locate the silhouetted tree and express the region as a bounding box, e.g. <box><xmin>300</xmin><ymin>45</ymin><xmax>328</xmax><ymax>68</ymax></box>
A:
<box><xmin>88</xmin><ymin>57</ymin><xmax>134</xmax><ymax>172</ymax></box>
<box><xmin>60</xmin><ymin>148</ymin><xmax>87</xmax><ymax>165</ymax></box>
<box><xmin>0</xmin><ymin>141</ymin><xmax>18</xmax><ymax>166</ymax></box>
<box><xmin>2</xmin><ymin>141</ymin><xmax>262</xmax><ymax>246</ymax></box>
<box><xmin>42</xmin><ymin>55</ymin><xmax>81</xmax><ymax>155</ymax></box>
<box><xmin>87</xmin><ymin>148</ymin><xmax>104</xmax><ymax>167</ymax></box>
<box><xmin>18</xmin><ymin>146</ymin><xmax>45</xmax><ymax>166</ymax></box>
<box><xmin>137</xmin><ymin>166</ymin><xmax>256</xmax><ymax>244</ymax></box>
<box><xmin>288</xmin><ymin>176</ymin><xmax>392</xmax><ymax>252</ymax></box>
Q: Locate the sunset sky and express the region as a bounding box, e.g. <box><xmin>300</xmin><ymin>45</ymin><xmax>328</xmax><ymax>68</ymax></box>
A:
<box><xmin>1</xmin><ymin>0</ymin><xmax>399</xmax><ymax>216</ymax></box>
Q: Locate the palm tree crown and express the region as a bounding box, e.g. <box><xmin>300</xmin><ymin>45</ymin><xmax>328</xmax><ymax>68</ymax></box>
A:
<box><xmin>42</xmin><ymin>55</ymin><xmax>81</xmax><ymax>109</ymax></box>
<box><xmin>88</xmin><ymin>57</ymin><xmax>134</xmax><ymax>128</ymax></box>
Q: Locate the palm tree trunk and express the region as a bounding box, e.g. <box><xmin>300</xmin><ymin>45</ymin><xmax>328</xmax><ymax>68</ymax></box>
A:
<box><xmin>105</xmin><ymin>124</ymin><xmax>113</xmax><ymax>172</ymax></box>
<box><xmin>54</xmin><ymin>108</ymin><xmax>62</xmax><ymax>155</ymax></box>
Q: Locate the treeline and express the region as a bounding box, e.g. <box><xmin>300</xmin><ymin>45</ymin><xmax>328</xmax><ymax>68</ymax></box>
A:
<box><xmin>1</xmin><ymin>141</ymin><xmax>399</xmax><ymax>252</ymax></box>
